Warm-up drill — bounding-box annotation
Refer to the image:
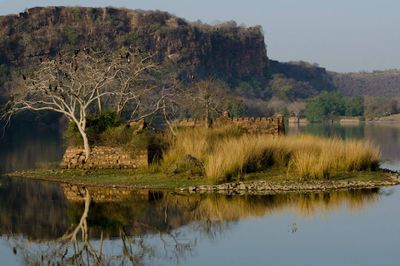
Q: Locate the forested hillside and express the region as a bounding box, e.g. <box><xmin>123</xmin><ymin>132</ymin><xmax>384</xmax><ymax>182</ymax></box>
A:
<box><xmin>332</xmin><ymin>70</ymin><xmax>400</xmax><ymax>97</ymax></box>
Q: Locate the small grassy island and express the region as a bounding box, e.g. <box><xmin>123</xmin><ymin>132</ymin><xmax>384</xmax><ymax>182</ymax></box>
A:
<box><xmin>9</xmin><ymin>114</ymin><xmax>400</xmax><ymax>194</ymax></box>
<box><xmin>0</xmin><ymin>29</ymin><xmax>397</xmax><ymax>193</ymax></box>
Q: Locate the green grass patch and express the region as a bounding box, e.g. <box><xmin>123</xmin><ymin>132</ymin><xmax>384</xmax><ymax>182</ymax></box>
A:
<box><xmin>243</xmin><ymin>168</ymin><xmax>393</xmax><ymax>183</ymax></box>
<box><xmin>6</xmin><ymin>167</ymin><xmax>394</xmax><ymax>190</ymax></box>
<box><xmin>7</xmin><ymin>168</ymin><xmax>213</xmax><ymax>189</ymax></box>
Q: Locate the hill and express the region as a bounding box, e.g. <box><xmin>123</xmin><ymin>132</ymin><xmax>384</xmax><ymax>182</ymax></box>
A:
<box><xmin>332</xmin><ymin>70</ymin><xmax>400</xmax><ymax>97</ymax></box>
<box><xmin>0</xmin><ymin>6</ymin><xmax>399</xmax><ymax>120</ymax></box>
<box><xmin>0</xmin><ymin>6</ymin><xmax>267</xmax><ymax>88</ymax></box>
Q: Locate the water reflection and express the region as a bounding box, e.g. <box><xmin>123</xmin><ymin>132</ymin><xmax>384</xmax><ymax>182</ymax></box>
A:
<box><xmin>0</xmin><ymin>177</ymin><xmax>384</xmax><ymax>265</ymax></box>
<box><xmin>1</xmin><ymin>121</ymin><xmax>400</xmax><ymax>264</ymax></box>
<box><xmin>0</xmin><ymin>176</ymin><xmax>69</xmax><ymax>240</ymax></box>
<box><xmin>0</xmin><ymin>114</ymin><xmax>65</xmax><ymax>174</ymax></box>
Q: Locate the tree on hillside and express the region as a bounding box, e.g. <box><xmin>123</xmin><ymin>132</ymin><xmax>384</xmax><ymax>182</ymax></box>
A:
<box><xmin>1</xmin><ymin>48</ymin><xmax>165</xmax><ymax>161</ymax></box>
<box><xmin>268</xmin><ymin>74</ymin><xmax>317</xmax><ymax>100</ymax></box>
<box><xmin>183</xmin><ymin>79</ymin><xmax>237</xmax><ymax>128</ymax></box>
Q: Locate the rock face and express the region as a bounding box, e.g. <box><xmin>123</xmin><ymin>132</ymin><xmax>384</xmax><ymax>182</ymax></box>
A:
<box><xmin>269</xmin><ymin>60</ymin><xmax>335</xmax><ymax>92</ymax></box>
<box><xmin>61</xmin><ymin>146</ymin><xmax>148</xmax><ymax>169</ymax></box>
<box><xmin>0</xmin><ymin>6</ymin><xmax>268</xmax><ymax>84</ymax></box>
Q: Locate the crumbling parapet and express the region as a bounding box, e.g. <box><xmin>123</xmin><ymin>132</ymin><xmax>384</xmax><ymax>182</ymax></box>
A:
<box><xmin>172</xmin><ymin>113</ymin><xmax>285</xmax><ymax>135</ymax></box>
<box><xmin>60</xmin><ymin>146</ymin><xmax>148</xmax><ymax>169</ymax></box>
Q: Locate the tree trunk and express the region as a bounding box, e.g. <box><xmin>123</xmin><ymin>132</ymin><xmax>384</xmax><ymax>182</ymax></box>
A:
<box><xmin>205</xmin><ymin>100</ymin><xmax>211</xmax><ymax>128</ymax></box>
<box><xmin>96</xmin><ymin>89</ymin><xmax>102</xmax><ymax>113</ymax></box>
<box><xmin>77</xmin><ymin>126</ymin><xmax>91</xmax><ymax>161</ymax></box>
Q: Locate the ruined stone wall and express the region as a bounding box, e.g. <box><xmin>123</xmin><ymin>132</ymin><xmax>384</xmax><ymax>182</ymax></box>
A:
<box><xmin>61</xmin><ymin>146</ymin><xmax>148</xmax><ymax>169</ymax></box>
<box><xmin>173</xmin><ymin>114</ymin><xmax>285</xmax><ymax>135</ymax></box>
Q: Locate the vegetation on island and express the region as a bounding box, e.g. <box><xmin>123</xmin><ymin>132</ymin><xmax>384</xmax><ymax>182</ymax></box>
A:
<box><xmin>161</xmin><ymin>126</ymin><xmax>380</xmax><ymax>181</ymax></box>
<box><xmin>0</xmin><ymin>6</ymin><xmax>397</xmax><ymax>191</ymax></box>
<box><xmin>59</xmin><ymin>114</ymin><xmax>382</xmax><ymax>184</ymax></box>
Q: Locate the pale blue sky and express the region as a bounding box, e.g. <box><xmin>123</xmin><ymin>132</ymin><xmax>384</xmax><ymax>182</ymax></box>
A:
<box><xmin>1</xmin><ymin>0</ymin><xmax>399</xmax><ymax>72</ymax></box>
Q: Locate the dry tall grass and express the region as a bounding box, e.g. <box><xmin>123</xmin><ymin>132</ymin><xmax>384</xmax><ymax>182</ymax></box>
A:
<box><xmin>162</xmin><ymin>127</ymin><xmax>380</xmax><ymax>181</ymax></box>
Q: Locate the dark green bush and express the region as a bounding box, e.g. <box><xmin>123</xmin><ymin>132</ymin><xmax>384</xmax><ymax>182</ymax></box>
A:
<box><xmin>99</xmin><ymin>125</ymin><xmax>133</xmax><ymax>146</ymax></box>
<box><xmin>65</xmin><ymin>111</ymin><xmax>166</xmax><ymax>162</ymax></box>
<box><xmin>64</xmin><ymin>111</ymin><xmax>124</xmax><ymax>145</ymax></box>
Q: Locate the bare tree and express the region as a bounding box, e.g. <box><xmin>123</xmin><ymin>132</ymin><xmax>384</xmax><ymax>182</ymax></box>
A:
<box><xmin>112</xmin><ymin>49</ymin><xmax>159</xmax><ymax>117</ymax></box>
<box><xmin>1</xmin><ymin>49</ymin><xmax>125</xmax><ymax>160</ymax></box>
<box><xmin>186</xmin><ymin>79</ymin><xmax>231</xmax><ymax>128</ymax></box>
<box><xmin>8</xmin><ymin>188</ymin><xmax>196</xmax><ymax>265</ymax></box>
<box><xmin>159</xmin><ymin>77</ymin><xmax>185</xmax><ymax>136</ymax></box>
<box><xmin>1</xmin><ymin>47</ymin><xmax>176</xmax><ymax>161</ymax></box>
<box><xmin>112</xmin><ymin>51</ymin><xmax>185</xmax><ymax>135</ymax></box>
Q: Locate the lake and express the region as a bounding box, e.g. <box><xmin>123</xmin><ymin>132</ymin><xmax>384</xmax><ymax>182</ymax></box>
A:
<box><xmin>1</xmin><ymin>122</ymin><xmax>400</xmax><ymax>265</ymax></box>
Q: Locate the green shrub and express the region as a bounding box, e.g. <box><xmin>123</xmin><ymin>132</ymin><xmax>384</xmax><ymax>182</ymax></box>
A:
<box><xmin>123</xmin><ymin>130</ymin><xmax>159</xmax><ymax>158</ymax></box>
<box><xmin>99</xmin><ymin>124</ymin><xmax>166</xmax><ymax>161</ymax></box>
<box><xmin>64</xmin><ymin>111</ymin><xmax>124</xmax><ymax>145</ymax></box>
<box><xmin>100</xmin><ymin>125</ymin><xmax>134</xmax><ymax>146</ymax></box>
<box><xmin>64</xmin><ymin>122</ymin><xmax>83</xmax><ymax>146</ymax></box>
<box><xmin>64</xmin><ymin>111</ymin><xmax>167</xmax><ymax>163</ymax></box>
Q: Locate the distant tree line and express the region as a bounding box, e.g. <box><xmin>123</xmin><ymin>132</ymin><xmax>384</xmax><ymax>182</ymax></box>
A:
<box><xmin>304</xmin><ymin>91</ymin><xmax>364</xmax><ymax>122</ymax></box>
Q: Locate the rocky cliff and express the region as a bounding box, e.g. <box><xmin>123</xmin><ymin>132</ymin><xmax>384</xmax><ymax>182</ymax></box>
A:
<box><xmin>1</xmin><ymin>6</ymin><xmax>397</xmax><ymax>112</ymax></box>
<box><xmin>0</xmin><ymin>6</ymin><xmax>268</xmax><ymax>85</ymax></box>
<box><xmin>269</xmin><ymin>60</ymin><xmax>334</xmax><ymax>92</ymax></box>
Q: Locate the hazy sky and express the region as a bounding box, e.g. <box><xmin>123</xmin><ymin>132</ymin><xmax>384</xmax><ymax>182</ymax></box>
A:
<box><xmin>1</xmin><ymin>0</ymin><xmax>399</xmax><ymax>72</ymax></box>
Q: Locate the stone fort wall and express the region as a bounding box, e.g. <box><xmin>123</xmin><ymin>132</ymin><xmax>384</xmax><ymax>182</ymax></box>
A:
<box><xmin>61</xmin><ymin>114</ymin><xmax>284</xmax><ymax>169</ymax></box>
<box><xmin>173</xmin><ymin>113</ymin><xmax>285</xmax><ymax>135</ymax></box>
<box><xmin>61</xmin><ymin>146</ymin><xmax>148</xmax><ymax>169</ymax></box>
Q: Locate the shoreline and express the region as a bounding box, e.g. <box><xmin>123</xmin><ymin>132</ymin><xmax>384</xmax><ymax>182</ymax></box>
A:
<box><xmin>4</xmin><ymin>169</ymin><xmax>400</xmax><ymax>198</ymax></box>
<box><xmin>180</xmin><ymin>177</ymin><xmax>400</xmax><ymax>195</ymax></box>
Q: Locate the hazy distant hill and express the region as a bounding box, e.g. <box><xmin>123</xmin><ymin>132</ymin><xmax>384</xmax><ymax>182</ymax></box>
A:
<box><xmin>332</xmin><ymin>70</ymin><xmax>400</xmax><ymax>97</ymax></box>
<box><xmin>270</xmin><ymin>61</ymin><xmax>400</xmax><ymax>98</ymax></box>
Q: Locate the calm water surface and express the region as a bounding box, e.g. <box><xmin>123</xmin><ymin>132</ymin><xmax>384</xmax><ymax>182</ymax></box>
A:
<box><xmin>0</xmin><ymin>122</ymin><xmax>399</xmax><ymax>265</ymax></box>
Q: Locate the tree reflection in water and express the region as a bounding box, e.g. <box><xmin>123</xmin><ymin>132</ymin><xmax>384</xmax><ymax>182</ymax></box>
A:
<box><xmin>0</xmin><ymin>178</ymin><xmax>384</xmax><ymax>265</ymax></box>
<box><xmin>7</xmin><ymin>188</ymin><xmax>198</xmax><ymax>265</ymax></box>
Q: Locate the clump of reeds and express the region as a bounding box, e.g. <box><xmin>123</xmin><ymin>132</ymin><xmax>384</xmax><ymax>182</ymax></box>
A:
<box><xmin>162</xmin><ymin>127</ymin><xmax>381</xmax><ymax>181</ymax></box>
<box><xmin>161</xmin><ymin>126</ymin><xmax>243</xmax><ymax>167</ymax></box>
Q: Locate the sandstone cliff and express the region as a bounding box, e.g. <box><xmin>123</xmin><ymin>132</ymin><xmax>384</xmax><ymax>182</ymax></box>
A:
<box><xmin>0</xmin><ymin>6</ymin><xmax>268</xmax><ymax>84</ymax></box>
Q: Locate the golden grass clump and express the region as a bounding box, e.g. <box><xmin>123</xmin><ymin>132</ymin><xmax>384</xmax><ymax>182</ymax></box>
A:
<box><xmin>162</xmin><ymin>126</ymin><xmax>242</xmax><ymax>166</ymax></box>
<box><xmin>290</xmin><ymin>136</ymin><xmax>380</xmax><ymax>179</ymax></box>
<box><xmin>162</xmin><ymin>127</ymin><xmax>381</xmax><ymax>181</ymax></box>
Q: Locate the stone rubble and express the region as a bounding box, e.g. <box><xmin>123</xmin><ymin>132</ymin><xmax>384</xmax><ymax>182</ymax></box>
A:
<box><xmin>180</xmin><ymin>173</ymin><xmax>400</xmax><ymax>195</ymax></box>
